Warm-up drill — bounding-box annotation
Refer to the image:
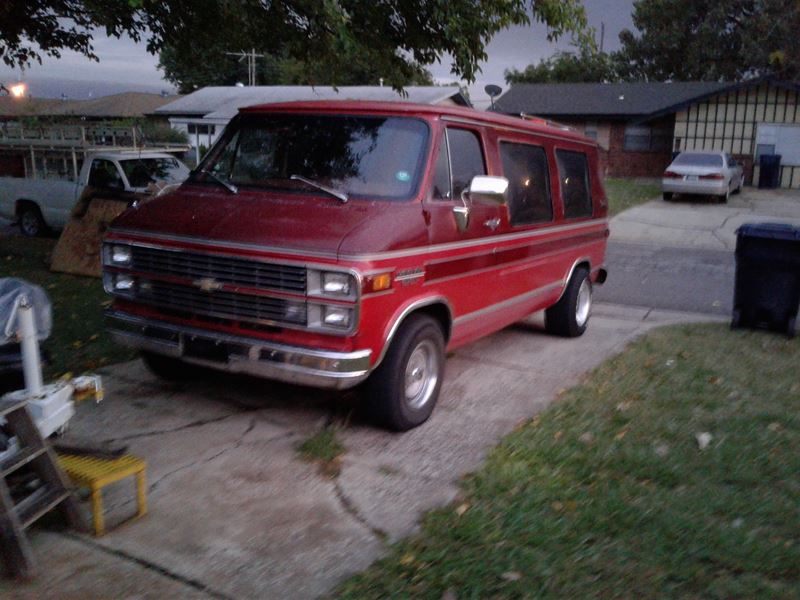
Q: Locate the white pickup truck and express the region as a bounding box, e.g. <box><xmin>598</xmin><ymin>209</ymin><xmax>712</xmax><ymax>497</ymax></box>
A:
<box><xmin>0</xmin><ymin>151</ymin><xmax>190</xmax><ymax>236</ymax></box>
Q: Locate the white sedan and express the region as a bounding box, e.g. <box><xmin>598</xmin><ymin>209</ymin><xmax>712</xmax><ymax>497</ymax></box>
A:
<box><xmin>662</xmin><ymin>151</ymin><xmax>744</xmax><ymax>203</ymax></box>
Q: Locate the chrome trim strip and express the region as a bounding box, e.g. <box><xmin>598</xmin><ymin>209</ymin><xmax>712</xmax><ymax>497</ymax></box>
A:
<box><xmin>109</xmin><ymin>218</ymin><xmax>608</xmax><ymax>264</ymax></box>
<box><xmin>106</xmin><ymin>310</ymin><xmax>372</xmax><ymax>390</ymax></box>
<box><xmin>373</xmin><ymin>296</ymin><xmax>454</xmax><ymax>369</ymax></box>
<box><xmin>440</xmin><ymin>115</ymin><xmax>596</xmax><ymax>147</ymax></box>
<box><xmin>554</xmin><ymin>256</ymin><xmax>591</xmax><ymax>303</ymax></box>
<box><xmin>453</xmin><ymin>281</ymin><xmax>563</xmax><ymax>326</ymax></box>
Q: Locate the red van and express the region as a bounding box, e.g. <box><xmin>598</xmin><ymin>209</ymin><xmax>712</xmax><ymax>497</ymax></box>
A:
<box><xmin>102</xmin><ymin>101</ymin><xmax>608</xmax><ymax>430</ymax></box>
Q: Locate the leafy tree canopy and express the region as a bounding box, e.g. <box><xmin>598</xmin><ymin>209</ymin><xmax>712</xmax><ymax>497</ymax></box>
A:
<box><xmin>505</xmin><ymin>44</ymin><xmax>621</xmax><ymax>84</ymax></box>
<box><xmin>1</xmin><ymin>0</ymin><xmax>588</xmax><ymax>89</ymax></box>
<box><xmin>617</xmin><ymin>0</ymin><xmax>800</xmax><ymax>81</ymax></box>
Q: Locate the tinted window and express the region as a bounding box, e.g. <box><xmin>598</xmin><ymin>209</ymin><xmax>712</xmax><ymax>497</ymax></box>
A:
<box><xmin>500</xmin><ymin>142</ymin><xmax>552</xmax><ymax>226</ymax></box>
<box><xmin>120</xmin><ymin>158</ymin><xmax>188</xmax><ymax>187</ymax></box>
<box><xmin>196</xmin><ymin>114</ymin><xmax>429</xmax><ymax>200</ymax></box>
<box><xmin>447</xmin><ymin>128</ymin><xmax>485</xmax><ymax>200</ymax></box>
<box><xmin>673</xmin><ymin>152</ymin><xmax>723</xmax><ymax>167</ymax></box>
<box><xmin>556</xmin><ymin>150</ymin><xmax>593</xmax><ymax>219</ymax></box>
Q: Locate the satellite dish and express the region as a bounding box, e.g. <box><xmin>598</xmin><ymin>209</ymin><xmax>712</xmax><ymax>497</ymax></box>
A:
<box><xmin>484</xmin><ymin>84</ymin><xmax>503</xmax><ymax>110</ymax></box>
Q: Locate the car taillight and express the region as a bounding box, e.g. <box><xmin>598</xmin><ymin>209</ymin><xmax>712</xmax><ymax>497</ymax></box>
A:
<box><xmin>663</xmin><ymin>170</ymin><xmax>681</xmax><ymax>178</ymax></box>
<box><xmin>699</xmin><ymin>174</ymin><xmax>724</xmax><ymax>180</ymax></box>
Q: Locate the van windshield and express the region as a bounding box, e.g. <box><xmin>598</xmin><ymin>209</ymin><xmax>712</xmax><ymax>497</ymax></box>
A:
<box><xmin>192</xmin><ymin>113</ymin><xmax>430</xmax><ymax>201</ymax></box>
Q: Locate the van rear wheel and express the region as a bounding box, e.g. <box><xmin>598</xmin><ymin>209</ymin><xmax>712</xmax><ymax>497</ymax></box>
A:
<box><xmin>545</xmin><ymin>267</ymin><xmax>592</xmax><ymax>337</ymax></box>
<box><xmin>363</xmin><ymin>314</ymin><xmax>445</xmax><ymax>431</ymax></box>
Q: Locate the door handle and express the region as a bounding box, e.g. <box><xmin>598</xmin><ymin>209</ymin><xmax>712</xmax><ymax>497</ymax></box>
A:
<box><xmin>483</xmin><ymin>217</ymin><xmax>501</xmax><ymax>231</ymax></box>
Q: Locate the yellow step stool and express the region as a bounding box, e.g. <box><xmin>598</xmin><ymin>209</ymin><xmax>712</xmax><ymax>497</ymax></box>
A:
<box><xmin>57</xmin><ymin>454</ymin><xmax>147</xmax><ymax>536</ymax></box>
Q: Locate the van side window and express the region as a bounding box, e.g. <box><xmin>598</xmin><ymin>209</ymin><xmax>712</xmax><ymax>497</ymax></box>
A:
<box><xmin>499</xmin><ymin>142</ymin><xmax>552</xmax><ymax>226</ymax></box>
<box><xmin>556</xmin><ymin>150</ymin><xmax>592</xmax><ymax>219</ymax></box>
<box><xmin>431</xmin><ymin>128</ymin><xmax>486</xmax><ymax>201</ymax></box>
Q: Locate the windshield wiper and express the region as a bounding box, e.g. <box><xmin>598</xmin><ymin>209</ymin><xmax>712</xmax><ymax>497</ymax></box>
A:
<box><xmin>198</xmin><ymin>168</ymin><xmax>238</xmax><ymax>194</ymax></box>
<box><xmin>290</xmin><ymin>175</ymin><xmax>348</xmax><ymax>203</ymax></box>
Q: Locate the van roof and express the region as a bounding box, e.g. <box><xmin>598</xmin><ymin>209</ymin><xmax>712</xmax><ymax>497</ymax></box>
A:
<box><xmin>239</xmin><ymin>100</ymin><xmax>596</xmax><ymax>146</ymax></box>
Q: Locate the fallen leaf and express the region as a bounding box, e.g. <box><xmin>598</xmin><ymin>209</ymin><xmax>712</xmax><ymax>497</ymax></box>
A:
<box><xmin>441</xmin><ymin>589</ymin><xmax>458</xmax><ymax>600</ymax></box>
<box><xmin>71</xmin><ymin>340</ymin><xmax>84</xmax><ymax>349</ymax></box>
<box><xmin>665</xmin><ymin>359</ymin><xmax>676</xmax><ymax>367</ymax></box>
<box><xmin>767</xmin><ymin>422</ymin><xmax>782</xmax><ymax>432</ymax></box>
<box><xmin>501</xmin><ymin>571</ymin><xmax>522</xmax><ymax>582</ymax></box>
<box><xmin>654</xmin><ymin>443</ymin><xmax>669</xmax><ymax>457</ymax></box>
<box><xmin>89</xmin><ymin>333</ymin><xmax>99</xmax><ymax>341</ymax></box>
<box><xmin>579</xmin><ymin>432</ymin><xmax>594</xmax><ymax>445</ymax></box>
<box><xmin>551</xmin><ymin>501</ymin><xmax>564</xmax><ymax>512</ymax></box>
<box><xmin>696</xmin><ymin>432</ymin><xmax>713</xmax><ymax>450</ymax></box>
<box><xmin>553</xmin><ymin>430</ymin><xmax>563</xmax><ymax>441</ymax></box>
<box><xmin>614</xmin><ymin>428</ymin><xmax>628</xmax><ymax>441</ymax></box>
<box><xmin>455</xmin><ymin>503</ymin><xmax>469</xmax><ymax>517</ymax></box>
<box><xmin>400</xmin><ymin>553</ymin><xmax>415</xmax><ymax>566</ymax></box>
<box><xmin>708</xmin><ymin>376</ymin><xmax>721</xmax><ymax>385</ymax></box>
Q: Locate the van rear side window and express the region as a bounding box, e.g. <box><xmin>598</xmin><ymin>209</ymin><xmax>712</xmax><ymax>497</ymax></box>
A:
<box><xmin>499</xmin><ymin>142</ymin><xmax>552</xmax><ymax>226</ymax></box>
<box><xmin>556</xmin><ymin>150</ymin><xmax>593</xmax><ymax>219</ymax></box>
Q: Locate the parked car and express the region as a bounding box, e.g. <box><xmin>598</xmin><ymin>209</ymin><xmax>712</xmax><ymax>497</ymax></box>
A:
<box><xmin>0</xmin><ymin>152</ymin><xmax>190</xmax><ymax>237</ymax></box>
<box><xmin>102</xmin><ymin>101</ymin><xmax>609</xmax><ymax>431</ymax></box>
<box><xmin>662</xmin><ymin>151</ymin><xmax>744</xmax><ymax>203</ymax></box>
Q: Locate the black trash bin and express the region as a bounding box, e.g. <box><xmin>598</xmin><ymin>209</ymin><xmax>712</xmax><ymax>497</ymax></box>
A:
<box><xmin>758</xmin><ymin>154</ymin><xmax>782</xmax><ymax>189</ymax></box>
<box><xmin>732</xmin><ymin>223</ymin><xmax>800</xmax><ymax>337</ymax></box>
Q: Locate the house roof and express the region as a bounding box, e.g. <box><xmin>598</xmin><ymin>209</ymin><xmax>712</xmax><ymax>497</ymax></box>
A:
<box><xmin>153</xmin><ymin>85</ymin><xmax>470</xmax><ymax>119</ymax></box>
<box><xmin>0</xmin><ymin>92</ymin><xmax>180</xmax><ymax>120</ymax></box>
<box><xmin>492</xmin><ymin>82</ymin><xmax>734</xmax><ymax>119</ymax></box>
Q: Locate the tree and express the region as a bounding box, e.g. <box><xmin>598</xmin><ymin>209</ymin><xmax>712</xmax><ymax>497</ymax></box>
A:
<box><xmin>1</xmin><ymin>1</ymin><xmax>588</xmax><ymax>89</ymax></box>
<box><xmin>158</xmin><ymin>42</ymin><xmax>433</xmax><ymax>94</ymax></box>
<box><xmin>505</xmin><ymin>45</ymin><xmax>622</xmax><ymax>84</ymax></box>
<box><xmin>617</xmin><ymin>0</ymin><xmax>800</xmax><ymax>81</ymax></box>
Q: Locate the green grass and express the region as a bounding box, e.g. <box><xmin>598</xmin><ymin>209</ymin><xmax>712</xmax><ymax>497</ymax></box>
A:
<box><xmin>605</xmin><ymin>177</ymin><xmax>661</xmax><ymax>216</ymax></box>
<box><xmin>337</xmin><ymin>324</ymin><xmax>800</xmax><ymax>599</ymax></box>
<box><xmin>0</xmin><ymin>234</ymin><xmax>135</xmax><ymax>377</ymax></box>
<box><xmin>298</xmin><ymin>426</ymin><xmax>346</xmax><ymax>476</ymax></box>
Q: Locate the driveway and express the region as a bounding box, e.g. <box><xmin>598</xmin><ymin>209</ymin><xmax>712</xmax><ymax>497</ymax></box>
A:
<box><xmin>2</xmin><ymin>307</ymin><xmax>715</xmax><ymax>599</ymax></box>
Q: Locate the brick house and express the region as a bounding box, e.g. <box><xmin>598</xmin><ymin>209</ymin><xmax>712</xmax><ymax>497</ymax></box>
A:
<box><xmin>492</xmin><ymin>79</ymin><xmax>800</xmax><ymax>188</ymax></box>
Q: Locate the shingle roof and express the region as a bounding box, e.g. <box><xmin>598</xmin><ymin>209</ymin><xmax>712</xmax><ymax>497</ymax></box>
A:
<box><xmin>0</xmin><ymin>92</ymin><xmax>180</xmax><ymax>119</ymax></box>
<box><xmin>492</xmin><ymin>82</ymin><xmax>740</xmax><ymax>119</ymax></box>
<box><xmin>153</xmin><ymin>85</ymin><xmax>470</xmax><ymax>118</ymax></box>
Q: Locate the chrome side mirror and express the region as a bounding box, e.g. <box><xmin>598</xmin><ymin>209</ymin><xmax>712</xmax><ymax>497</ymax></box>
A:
<box><xmin>467</xmin><ymin>175</ymin><xmax>509</xmax><ymax>205</ymax></box>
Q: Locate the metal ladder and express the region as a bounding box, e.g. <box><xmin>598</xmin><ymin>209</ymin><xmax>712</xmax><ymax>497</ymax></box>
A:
<box><xmin>0</xmin><ymin>399</ymin><xmax>83</xmax><ymax>578</ymax></box>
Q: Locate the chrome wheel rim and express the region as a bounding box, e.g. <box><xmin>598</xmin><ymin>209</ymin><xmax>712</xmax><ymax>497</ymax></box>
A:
<box><xmin>21</xmin><ymin>212</ymin><xmax>38</xmax><ymax>236</ymax></box>
<box><xmin>404</xmin><ymin>339</ymin><xmax>439</xmax><ymax>410</ymax></box>
<box><xmin>575</xmin><ymin>279</ymin><xmax>592</xmax><ymax>328</ymax></box>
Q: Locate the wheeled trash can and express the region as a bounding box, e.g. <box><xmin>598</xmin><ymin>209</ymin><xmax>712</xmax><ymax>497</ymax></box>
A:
<box><xmin>731</xmin><ymin>223</ymin><xmax>800</xmax><ymax>337</ymax></box>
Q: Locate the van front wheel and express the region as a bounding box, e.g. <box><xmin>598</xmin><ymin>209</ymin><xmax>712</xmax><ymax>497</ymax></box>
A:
<box><xmin>545</xmin><ymin>267</ymin><xmax>592</xmax><ymax>337</ymax></box>
<box><xmin>363</xmin><ymin>314</ymin><xmax>445</xmax><ymax>431</ymax></box>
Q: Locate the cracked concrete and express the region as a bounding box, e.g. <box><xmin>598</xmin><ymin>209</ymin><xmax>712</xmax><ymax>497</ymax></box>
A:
<box><xmin>611</xmin><ymin>187</ymin><xmax>800</xmax><ymax>250</ymax></box>
<box><xmin>0</xmin><ymin>302</ymin><xmax>723</xmax><ymax>599</ymax></box>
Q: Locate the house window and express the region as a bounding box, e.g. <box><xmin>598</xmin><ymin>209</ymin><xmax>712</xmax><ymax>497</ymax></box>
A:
<box><xmin>187</xmin><ymin>124</ymin><xmax>215</xmax><ymax>135</ymax></box>
<box><xmin>623</xmin><ymin>124</ymin><xmax>671</xmax><ymax>152</ymax></box>
<box><xmin>583</xmin><ymin>122</ymin><xmax>599</xmax><ymax>141</ymax></box>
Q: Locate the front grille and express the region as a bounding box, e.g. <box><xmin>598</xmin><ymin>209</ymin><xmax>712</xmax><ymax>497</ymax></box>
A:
<box><xmin>136</xmin><ymin>279</ymin><xmax>307</xmax><ymax>326</ymax></box>
<box><xmin>130</xmin><ymin>246</ymin><xmax>307</xmax><ymax>294</ymax></box>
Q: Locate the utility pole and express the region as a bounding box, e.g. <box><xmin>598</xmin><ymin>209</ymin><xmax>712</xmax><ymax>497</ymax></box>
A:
<box><xmin>600</xmin><ymin>22</ymin><xmax>606</xmax><ymax>53</ymax></box>
<box><xmin>224</xmin><ymin>49</ymin><xmax>265</xmax><ymax>86</ymax></box>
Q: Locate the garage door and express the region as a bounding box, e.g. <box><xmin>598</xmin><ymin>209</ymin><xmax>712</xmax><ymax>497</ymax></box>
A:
<box><xmin>756</xmin><ymin>124</ymin><xmax>800</xmax><ymax>166</ymax></box>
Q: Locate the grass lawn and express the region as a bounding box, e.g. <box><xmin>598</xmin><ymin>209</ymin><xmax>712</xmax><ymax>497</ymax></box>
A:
<box><xmin>1</xmin><ymin>234</ymin><xmax>135</xmax><ymax>378</ymax></box>
<box><xmin>605</xmin><ymin>178</ymin><xmax>662</xmax><ymax>216</ymax></box>
<box><xmin>338</xmin><ymin>324</ymin><xmax>799</xmax><ymax>599</ymax></box>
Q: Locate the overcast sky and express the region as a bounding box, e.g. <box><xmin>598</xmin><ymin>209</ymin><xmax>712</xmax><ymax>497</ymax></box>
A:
<box><xmin>0</xmin><ymin>0</ymin><xmax>635</xmax><ymax>106</ymax></box>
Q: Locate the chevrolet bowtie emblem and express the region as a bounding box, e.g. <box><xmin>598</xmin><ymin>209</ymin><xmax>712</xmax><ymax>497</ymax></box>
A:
<box><xmin>193</xmin><ymin>277</ymin><xmax>223</xmax><ymax>292</ymax></box>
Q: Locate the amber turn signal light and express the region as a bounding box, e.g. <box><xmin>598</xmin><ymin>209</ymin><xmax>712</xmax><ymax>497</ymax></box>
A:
<box><xmin>364</xmin><ymin>272</ymin><xmax>392</xmax><ymax>293</ymax></box>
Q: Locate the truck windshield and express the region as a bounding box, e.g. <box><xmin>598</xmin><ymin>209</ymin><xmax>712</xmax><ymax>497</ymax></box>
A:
<box><xmin>192</xmin><ymin>113</ymin><xmax>430</xmax><ymax>201</ymax></box>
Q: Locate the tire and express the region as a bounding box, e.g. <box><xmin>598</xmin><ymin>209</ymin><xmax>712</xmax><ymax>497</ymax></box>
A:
<box><xmin>662</xmin><ymin>192</ymin><xmax>673</xmax><ymax>201</ymax></box>
<box><xmin>362</xmin><ymin>314</ymin><xmax>445</xmax><ymax>431</ymax></box>
<box><xmin>720</xmin><ymin>185</ymin><xmax>730</xmax><ymax>204</ymax></box>
<box><xmin>141</xmin><ymin>351</ymin><xmax>205</xmax><ymax>381</ymax></box>
<box><xmin>18</xmin><ymin>203</ymin><xmax>46</xmax><ymax>237</ymax></box>
<box><xmin>546</xmin><ymin>267</ymin><xmax>592</xmax><ymax>338</ymax></box>
<box><xmin>733</xmin><ymin>175</ymin><xmax>743</xmax><ymax>194</ymax></box>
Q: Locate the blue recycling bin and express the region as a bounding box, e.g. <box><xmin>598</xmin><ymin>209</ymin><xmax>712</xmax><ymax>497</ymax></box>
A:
<box><xmin>758</xmin><ymin>154</ymin><xmax>782</xmax><ymax>189</ymax></box>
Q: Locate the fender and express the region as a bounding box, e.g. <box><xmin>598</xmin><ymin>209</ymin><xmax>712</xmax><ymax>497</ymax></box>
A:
<box><xmin>554</xmin><ymin>256</ymin><xmax>592</xmax><ymax>303</ymax></box>
<box><xmin>372</xmin><ymin>295</ymin><xmax>454</xmax><ymax>369</ymax></box>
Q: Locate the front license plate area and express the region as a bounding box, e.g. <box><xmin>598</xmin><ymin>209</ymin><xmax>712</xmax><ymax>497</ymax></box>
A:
<box><xmin>183</xmin><ymin>336</ymin><xmax>230</xmax><ymax>363</ymax></box>
<box><xmin>686</xmin><ymin>175</ymin><xmax>698</xmax><ymax>181</ymax></box>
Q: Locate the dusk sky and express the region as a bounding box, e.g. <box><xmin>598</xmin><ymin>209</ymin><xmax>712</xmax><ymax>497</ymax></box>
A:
<box><xmin>0</xmin><ymin>0</ymin><xmax>635</xmax><ymax>105</ymax></box>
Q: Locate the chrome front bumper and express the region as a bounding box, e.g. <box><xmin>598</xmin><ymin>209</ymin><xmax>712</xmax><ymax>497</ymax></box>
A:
<box><xmin>106</xmin><ymin>310</ymin><xmax>372</xmax><ymax>390</ymax></box>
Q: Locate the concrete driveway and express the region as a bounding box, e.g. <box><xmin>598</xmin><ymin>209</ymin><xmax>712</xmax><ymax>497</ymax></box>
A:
<box><xmin>2</xmin><ymin>307</ymin><xmax>715</xmax><ymax>600</ymax></box>
<box><xmin>611</xmin><ymin>186</ymin><xmax>800</xmax><ymax>250</ymax></box>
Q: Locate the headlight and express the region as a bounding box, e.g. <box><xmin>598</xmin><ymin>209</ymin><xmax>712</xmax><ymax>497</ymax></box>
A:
<box><xmin>322</xmin><ymin>272</ymin><xmax>352</xmax><ymax>296</ymax></box>
<box><xmin>107</xmin><ymin>244</ymin><xmax>132</xmax><ymax>266</ymax></box>
<box><xmin>322</xmin><ymin>306</ymin><xmax>352</xmax><ymax>328</ymax></box>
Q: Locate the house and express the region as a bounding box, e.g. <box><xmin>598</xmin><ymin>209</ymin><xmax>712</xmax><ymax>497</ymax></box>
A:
<box><xmin>152</xmin><ymin>85</ymin><xmax>470</xmax><ymax>161</ymax></box>
<box><xmin>492</xmin><ymin>78</ymin><xmax>800</xmax><ymax>188</ymax></box>
<box><xmin>0</xmin><ymin>92</ymin><xmax>180</xmax><ymax>123</ymax></box>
